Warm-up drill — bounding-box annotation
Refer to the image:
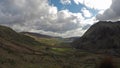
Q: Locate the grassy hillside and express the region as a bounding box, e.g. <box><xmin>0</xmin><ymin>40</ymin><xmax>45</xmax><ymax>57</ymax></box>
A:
<box><xmin>0</xmin><ymin>25</ymin><xmax>120</xmax><ymax>68</ymax></box>
<box><xmin>22</xmin><ymin>32</ymin><xmax>71</xmax><ymax>48</ymax></box>
<box><xmin>0</xmin><ymin>25</ymin><xmax>42</xmax><ymax>46</ymax></box>
<box><xmin>25</xmin><ymin>34</ymin><xmax>62</xmax><ymax>46</ymax></box>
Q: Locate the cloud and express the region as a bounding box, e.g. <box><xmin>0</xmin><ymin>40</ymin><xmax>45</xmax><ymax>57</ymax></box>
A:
<box><xmin>73</xmin><ymin>0</ymin><xmax>112</xmax><ymax>10</ymax></box>
<box><xmin>29</xmin><ymin>27</ymin><xmax>87</xmax><ymax>38</ymax></box>
<box><xmin>28</xmin><ymin>17</ymin><xmax>96</xmax><ymax>38</ymax></box>
<box><xmin>60</xmin><ymin>0</ymin><xmax>71</xmax><ymax>5</ymax></box>
<box><xmin>81</xmin><ymin>8</ymin><xmax>92</xmax><ymax>18</ymax></box>
<box><xmin>0</xmin><ymin>0</ymin><xmax>91</xmax><ymax>37</ymax></box>
<box><xmin>73</xmin><ymin>0</ymin><xmax>84</xmax><ymax>5</ymax></box>
<box><xmin>96</xmin><ymin>0</ymin><xmax>120</xmax><ymax>21</ymax></box>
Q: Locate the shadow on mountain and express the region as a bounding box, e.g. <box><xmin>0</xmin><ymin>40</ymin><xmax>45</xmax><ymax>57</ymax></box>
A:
<box><xmin>72</xmin><ymin>21</ymin><xmax>120</xmax><ymax>56</ymax></box>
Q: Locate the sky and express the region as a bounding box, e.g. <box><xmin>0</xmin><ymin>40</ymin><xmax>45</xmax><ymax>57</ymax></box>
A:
<box><xmin>0</xmin><ymin>0</ymin><xmax>119</xmax><ymax>38</ymax></box>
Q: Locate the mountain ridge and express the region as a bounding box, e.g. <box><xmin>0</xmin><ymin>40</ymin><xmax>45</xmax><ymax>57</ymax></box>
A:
<box><xmin>72</xmin><ymin>21</ymin><xmax>120</xmax><ymax>56</ymax></box>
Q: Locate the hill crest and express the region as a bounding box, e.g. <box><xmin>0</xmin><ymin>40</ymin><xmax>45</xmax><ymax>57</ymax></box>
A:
<box><xmin>72</xmin><ymin>21</ymin><xmax>120</xmax><ymax>56</ymax></box>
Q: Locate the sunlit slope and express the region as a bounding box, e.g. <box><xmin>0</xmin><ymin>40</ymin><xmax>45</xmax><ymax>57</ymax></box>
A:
<box><xmin>21</xmin><ymin>32</ymin><xmax>70</xmax><ymax>47</ymax></box>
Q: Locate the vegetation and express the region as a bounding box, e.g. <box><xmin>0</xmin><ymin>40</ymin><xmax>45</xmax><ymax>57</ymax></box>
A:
<box><xmin>72</xmin><ymin>21</ymin><xmax>120</xmax><ymax>56</ymax></box>
<box><xmin>0</xmin><ymin>23</ymin><xmax>120</xmax><ymax>68</ymax></box>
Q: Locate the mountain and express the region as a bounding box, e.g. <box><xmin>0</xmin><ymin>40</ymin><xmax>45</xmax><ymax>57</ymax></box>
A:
<box><xmin>0</xmin><ymin>25</ymin><xmax>104</xmax><ymax>68</ymax></box>
<box><xmin>0</xmin><ymin>25</ymin><xmax>47</xmax><ymax>67</ymax></box>
<box><xmin>21</xmin><ymin>32</ymin><xmax>66</xmax><ymax>47</ymax></box>
<box><xmin>63</xmin><ymin>37</ymin><xmax>80</xmax><ymax>43</ymax></box>
<box><xmin>0</xmin><ymin>24</ymin><xmax>120</xmax><ymax>68</ymax></box>
<box><xmin>21</xmin><ymin>32</ymin><xmax>78</xmax><ymax>47</ymax></box>
<box><xmin>0</xmin><ymin>25</ymin><xmax>42</xmax><ymax>46</ymax></box>
<box><xmin>72</xmin><ymin>21</ymin><xmax>120</xmax><ymax>55</ymax></box>
<box><xmin>0</xmin><ymin>25</ymin><xmax>44</xmax><ymax>54</ymax></box>
<box><xmin>21</xmin><ymin>32</ymin><xmax>53</xmax><ymax>38</ymax></box>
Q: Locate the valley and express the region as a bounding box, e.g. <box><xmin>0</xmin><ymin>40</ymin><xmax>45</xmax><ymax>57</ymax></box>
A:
<box><xmin>0</xmin><ymin>21</ymin><xmax>120</xmax><ymax>68</ymax></box>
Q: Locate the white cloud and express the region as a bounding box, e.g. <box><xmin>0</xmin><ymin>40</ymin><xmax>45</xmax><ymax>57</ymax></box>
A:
<box><xmin>96</xmin><ymin>0</ymin><xmax>120</xmax><ymax>21</ymax></box>
<box><xmin>73</xmin><ymin>0</ymin><xmax>112</xmax><ymax>10</ymax></box>
<box><xmin>60</xmin><ymin>0</ymin><xmax>71</xmax><ymax>5</ymax></box>
<box><xmin>49</xmin><ymin>6</ymin><xmax>58</xmax><ymax>14</ymax></box>
<box><xmin>29</xmin><ymin>28</ymin><xmax>86</xmax><ymax>38</ymax></box>
<box><xmin>82</xmin><ymin>17</ymin><xmax>97</xmax><ymax>25</ymax></box>
<box><xmin>81</xmin><ymin>8</ymin><xmax>92</xmax><ymax>18</ymax></box>
<box><xmin>29</xmin><ymin>16</ymin><xmax>96</xmax><ymax>38</ymax></box>
<box><xmin>0</xmin><ymin>0</ymin><xmax>92</xmax><ymax>37</ymax></box>
<box><xmin>73</xmin><ymin>0</ymin><xmax>84</xmax><ymax>5</ymax></box>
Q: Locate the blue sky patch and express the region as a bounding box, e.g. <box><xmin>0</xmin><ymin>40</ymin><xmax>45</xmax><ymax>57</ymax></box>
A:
<box><xmin>48</xmin><ymin>0</ymin><xmax>99</xmax><ymax>18</ymax></box>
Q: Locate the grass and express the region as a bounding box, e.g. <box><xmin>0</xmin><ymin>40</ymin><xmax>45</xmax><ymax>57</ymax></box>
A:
<box><xmin>24</xmin><ymin>34</ymin><xmax>64</xmax><ymax>46</ymax></box>
<box><xmin>1</xmin><ymin>43</ymin><xmax>120</xmax><ymax>68</ymax></box>
<box><xmin>0</xmin><ymin>25</ymin><xmax>120</xmax><ymax>68</ymax></box>
<box><xmin>52</xmin><ymin>48</ymin><xmax>71</xmax><ymax>52</ymax></box>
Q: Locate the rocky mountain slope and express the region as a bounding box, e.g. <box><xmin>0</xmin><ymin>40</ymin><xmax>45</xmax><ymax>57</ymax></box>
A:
<box><xmin>72</xmin><ymin>21</ymin><xmax>120</xmax><ymax>56</ymax></box>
